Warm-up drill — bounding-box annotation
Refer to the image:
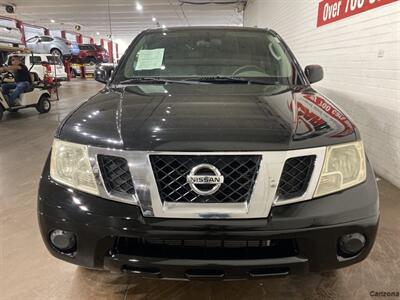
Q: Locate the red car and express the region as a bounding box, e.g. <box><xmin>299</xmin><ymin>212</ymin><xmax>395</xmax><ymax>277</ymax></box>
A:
<box><xmin>72</xmin><ymin>44</ymin><xmax>109</xmax><ymax>64</ymax></box>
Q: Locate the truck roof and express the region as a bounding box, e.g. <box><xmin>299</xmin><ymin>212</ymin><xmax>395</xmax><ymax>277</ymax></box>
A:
<box><xmin>145</xmin><ymin>26</ymin><xmax>270</xmax><ymax>34</ymax></box>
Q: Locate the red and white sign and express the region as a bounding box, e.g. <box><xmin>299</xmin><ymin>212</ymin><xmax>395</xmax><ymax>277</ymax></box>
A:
<box><xmin>317</xmin><ymin>0</ymin><xmax>398</xmax><ymax>27</ymax></box>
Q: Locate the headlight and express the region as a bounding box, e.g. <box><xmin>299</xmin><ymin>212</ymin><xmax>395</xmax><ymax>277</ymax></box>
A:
<box><xmin>314</xmin><ymin>141</ymin><xmax>366</xmax><ymax>197</ymax></box>
<box><xmin>50</xmin><ymin>139</ymin><xmax>99</xmax><ymax>195</ymax></box>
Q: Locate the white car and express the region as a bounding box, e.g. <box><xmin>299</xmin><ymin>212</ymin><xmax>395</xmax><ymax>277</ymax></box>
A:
<box><xmin>71</xmin><ymin>62</ymin><xmax>97</xmax><ymax>77</ymax></box>
<box><xmin>7</xmin><ymin>53</ymin><xmax>67</xmax><ymax>81</ymax></box>
<box><xmin>0</xmin><ymin>24</ymin><xmax>22</xmax><ymax>46</ymax></box>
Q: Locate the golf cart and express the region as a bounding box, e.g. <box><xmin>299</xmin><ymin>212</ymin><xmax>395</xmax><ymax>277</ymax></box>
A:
<box><xmin>0</xmin><ymin>45</ymin><xmax>52</xmax><ymax>121</ymax></box>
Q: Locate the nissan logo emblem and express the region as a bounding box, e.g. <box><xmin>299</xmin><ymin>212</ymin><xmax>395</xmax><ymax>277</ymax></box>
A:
<box><xmin>186</xmin><ymin>163</ymin><xmax>224</xmax><ymax>196</ymax></box>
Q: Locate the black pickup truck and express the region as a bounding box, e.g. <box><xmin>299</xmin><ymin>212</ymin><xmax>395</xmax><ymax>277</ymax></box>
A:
<box><xmin>38</xmin><ymin>27</ymin><xmax>379</xmax><ymax>280</ymax></box>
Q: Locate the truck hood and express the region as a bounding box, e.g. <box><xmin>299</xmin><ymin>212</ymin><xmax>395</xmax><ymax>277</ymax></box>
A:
<box><xmin>57</xmin><ymin>84</ymin><xmax>358</xmax><ymax>151</ymax></box>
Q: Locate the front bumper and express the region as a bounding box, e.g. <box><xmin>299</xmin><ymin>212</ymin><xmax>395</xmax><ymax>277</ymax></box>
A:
<box><xmin>38</xmin><ymin>157</ymin><xmax>379</xmax><ymax>280</ymax></box>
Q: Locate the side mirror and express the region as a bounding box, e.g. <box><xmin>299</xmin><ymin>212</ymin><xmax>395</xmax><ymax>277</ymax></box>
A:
<box><xmin>305</xmin><ymin>65</ymin><xmax>323</xmax><ymax>84</ymax></box>
<box><xmin>94</xmin><ymin>66</ymin><xmax>113</xmax><ymax>84</ymax></box>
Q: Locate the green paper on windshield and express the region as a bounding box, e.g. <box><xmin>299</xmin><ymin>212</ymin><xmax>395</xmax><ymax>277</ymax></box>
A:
<box><xmin>135</xmin><ymin>48</ymin><xmax>165</xmax><ymax>70</ymax></box>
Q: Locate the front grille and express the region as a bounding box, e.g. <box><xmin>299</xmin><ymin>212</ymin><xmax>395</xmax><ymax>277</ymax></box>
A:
<box><xmin>276</xmin><ymin>155</ymin><xmax>316</xmax><ymax>200</ymax></box>
<box><xmin>97</xmin><ymin>155</ymin><xmax>135</xmax><ymax>195</ymax></box>
<box><xmin>113</xmin><ymin>237</ymin><xmax>298</xmax><ymax>260</ymax></box>
<box><xmin>150</xmin><ymin>155</ymin><xmax>261</xmax><ymax>203</ymax></box>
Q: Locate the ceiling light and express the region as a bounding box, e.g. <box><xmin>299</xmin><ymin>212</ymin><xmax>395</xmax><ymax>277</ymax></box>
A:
<box><xmin>136</xmin><ymin>2</ymin><xmax>143</xmax><ymax>11</ymax></box>
<box><xmin>50</xmin><ymin>19</ymin><xmax>55</xmax><ymax>23</ymax></box>
<box><xmin>152</xmin><ymin>17</ymin><xmax>156</xmax><ymax>22</ymax></box>
<box><xmin>161</xmin><ymin>24</ymin><xmax>166</xmax><ymax>29</ymax></box>
<box><xmin>96</xmin><ymin>32</ymin><xmax>100</xmax><ymax>35</ymax></box>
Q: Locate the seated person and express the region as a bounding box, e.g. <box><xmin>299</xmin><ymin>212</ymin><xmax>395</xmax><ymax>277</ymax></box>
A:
<box><xmin>0</xmin><ymin>56</ymin><xmax>32</xmax><ymax>106</ymax></box>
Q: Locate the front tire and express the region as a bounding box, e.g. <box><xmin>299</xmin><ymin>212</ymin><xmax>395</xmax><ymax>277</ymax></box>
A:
<box><xmin>51</xmin><ymin>48</ymin><xmax>63</xmax><ymax>58</ymax></box>
<box><xmin>36</xmin><ymin>95</ymin><xmax>51</xmax><ymax>114</ymax></box>
<box><xmin>0</xmin><ymin>105</ymin><xmax>3</xmax><ymax>120</ymax></box>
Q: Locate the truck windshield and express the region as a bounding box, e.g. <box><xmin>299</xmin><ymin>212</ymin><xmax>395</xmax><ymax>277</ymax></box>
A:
<box><xmin>115</xmin><ymin>28</ymin><xmax>294</xmax><ymax>85</ymax></box>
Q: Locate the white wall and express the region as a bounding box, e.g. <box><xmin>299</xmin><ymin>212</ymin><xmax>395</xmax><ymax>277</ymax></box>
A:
<box><xmin>24</xmin><ymin>26</ymin><xmax>45</xmax><ymax>40</ymax></box>
<box><xmin>50</xmin><ymin>30</ymin><xmax>62</xmax><ymax>38</ymax></box>
<box><xmin>113</xmin><ymin>37</ymin><xmax>132</xmax><ymax>59</ymax></box>
<box><xmin>65</xmin><ymin>32</ymin><xmax>76</xmax><ymax>42</ymax></box>
<box><xmin>82</xmin><ymin>36</ymin><xmax>91</xmax><ymax>44</ymax></box>
<box><xmin>244</xmin><ymin>0</ymin><xmax>400</xmax><ymax>188</ymax></box>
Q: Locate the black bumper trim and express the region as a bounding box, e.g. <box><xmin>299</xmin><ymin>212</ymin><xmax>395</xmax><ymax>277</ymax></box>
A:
<box><xmin>105</xmin><ymin>255</ymin><xmax>307</xmax><ymax>280</ymax></box>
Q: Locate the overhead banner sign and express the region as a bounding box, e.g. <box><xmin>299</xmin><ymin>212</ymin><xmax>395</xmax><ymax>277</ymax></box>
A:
<box><xmin>317</xmin><ymin>0</ymin><xmax>398</xmax><ymax>27</ymax></box>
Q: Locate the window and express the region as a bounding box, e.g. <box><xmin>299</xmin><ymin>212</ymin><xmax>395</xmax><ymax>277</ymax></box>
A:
<box><xmin>117</xmin><ymin>29</ymin><xmax>293</xmax><ymax>84</ymax></box>
<box><xmin>26</xmin><ymin>37</ymin><xmax>38</xmax><ymax>43</ymax></box>
<box><xmin>29</xmin><ymin>56</ymin><xmax>42</xmax><ymax>65</ymax></box>
<box><xmin>94</xmin><ymin>45</ymin><xmax>106</xmax><ymax>52</ymax></box>
<box><xmin>40</xmin><ymin>36</ymin><xmax>53</xmax><ymax>42</ymax></box>
<box><xmin>79</xmin><ymin>45</ymin><xmax>94</xmax><ymax>51</ymax></box>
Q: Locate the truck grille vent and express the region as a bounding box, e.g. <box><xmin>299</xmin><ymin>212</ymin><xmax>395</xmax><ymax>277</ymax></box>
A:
<box><xmin>150</xmin><ymin>155</ymin><xmax>261</xmax><ymax>203</ymax></box>
<box><xmin>277</xmin><ymin>155</ymin><xmax>316</xmax><ymax>200</ymax></box>
<box><xmin>97</xmin><ymin>155</ymin><xmax>135</xmax><ymax>195</ymax></box>
<box><xmin>114</xmin><ymin>237</ymin><xmax>298</xmax><ymax>260</ymax></box>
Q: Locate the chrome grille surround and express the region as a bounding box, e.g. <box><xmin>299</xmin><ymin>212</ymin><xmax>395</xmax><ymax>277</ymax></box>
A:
<box><xmin>88</xmin><ymin>147</ymin><xmax>327</xmax><ymax>219</ymax></box>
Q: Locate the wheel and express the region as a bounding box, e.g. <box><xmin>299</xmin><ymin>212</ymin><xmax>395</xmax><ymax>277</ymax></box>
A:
<box><xmin>36</xmin><ymin>95</ymin><xmax>51</xmax><ymax>114</ymax></box>
<box><xmin>50</xmin><ymin>48</ymin><xmax>63</xmax><ymax>58</ymax></box>
<box><xmin>0</xmin><ymin>105</ymin><xmax>3</xmax><ymax>121</ymax></box>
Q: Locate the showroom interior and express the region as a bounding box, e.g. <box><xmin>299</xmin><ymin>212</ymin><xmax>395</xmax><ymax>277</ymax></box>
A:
<box><xmin>0</xmin><ymin>0</ymin><xmax>399</xmax><ymax>299</ymax></box>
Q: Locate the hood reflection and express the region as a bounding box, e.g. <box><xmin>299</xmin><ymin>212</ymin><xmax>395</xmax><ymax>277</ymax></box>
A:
<box><xmin>59</xmin><ymin>84</ymin><xmax>357</xmax><ymax>151</ymax></box>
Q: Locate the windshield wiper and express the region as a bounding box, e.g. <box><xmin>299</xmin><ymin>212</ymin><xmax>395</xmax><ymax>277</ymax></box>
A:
<box><xmin>119</xmin><ymin>77</ymin><xmax>209</xmax><ymax>85</ymax></box>
<box><xmin>193</xmin><ymin>76</ymin><xmax>279</xmax><ymax>85</ymax></box>
<box><xmin>120</xmin><ymin>76</ymin><xmax>283</xmax><ymax>86</ymax></box>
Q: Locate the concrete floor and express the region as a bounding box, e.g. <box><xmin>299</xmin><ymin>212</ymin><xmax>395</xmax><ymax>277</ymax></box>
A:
<box><xmin>0</xmin><ymin>80</ymin><xmax>399</xmax><ymax>300</ymax></box>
